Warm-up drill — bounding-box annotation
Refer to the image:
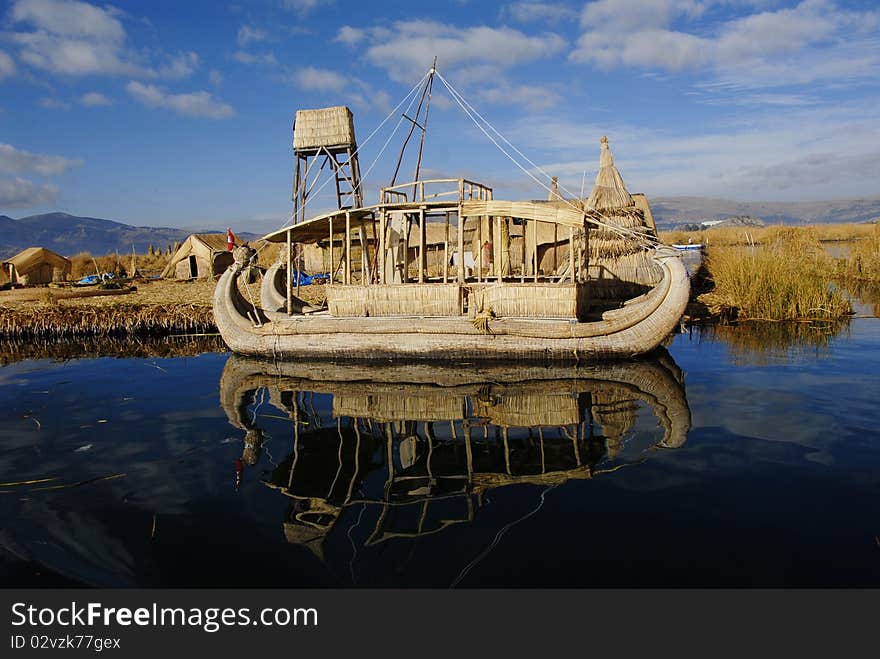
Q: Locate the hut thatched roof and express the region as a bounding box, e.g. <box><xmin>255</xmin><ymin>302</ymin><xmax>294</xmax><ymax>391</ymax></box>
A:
<box><xmin>161</xmin><ymin>233</ymin><xmax>232</xmax><ymax>278</ymax></box>
<box><xmin>3</xmin><ymin>247</ymin><xmax>70</xmax><ymax>272</ymax></box>
<box><xmin>293</xmin><ymin>106</ymin><xmax>356</xmax><ymax>152</ymax></box>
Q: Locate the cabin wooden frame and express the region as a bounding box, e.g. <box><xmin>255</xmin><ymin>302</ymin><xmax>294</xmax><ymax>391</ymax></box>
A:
<box><xmin>261</xmin><ymin>177</ymin><xmax>595</xmax><ymax>320</ymax></box>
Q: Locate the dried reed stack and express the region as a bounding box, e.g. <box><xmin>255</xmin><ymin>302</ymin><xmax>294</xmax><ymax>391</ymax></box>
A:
<box><xmin>584</xmin><ymin>136</ymin><xmax>653</xmax><ymax>259</ymax></box>
<box><xmin>0</xmin><ymin>304</ymin><xmax>216</xmax><ymax>339</ymax></box>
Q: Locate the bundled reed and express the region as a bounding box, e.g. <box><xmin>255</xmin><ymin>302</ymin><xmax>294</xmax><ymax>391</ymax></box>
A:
<box><xmin>699</xmin><ymin>228</ymin><xmax>851</xmax><ymax>321</ymax></box>
<box><xmin>327</xmin><ymin>284</ymin><xmax>460</xmax><ymax>317</ymax></box>
<box><xmin>471</xmin><ymin>282</ymin><xmax>588</xmax><ymax>319</ymax></box>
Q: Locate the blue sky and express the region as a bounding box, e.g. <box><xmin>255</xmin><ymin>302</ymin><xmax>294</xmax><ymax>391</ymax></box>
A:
<box><xmin>0</xmin><ymin>0</ymin><xmax>878</xmax><ymax>232</ymax></box>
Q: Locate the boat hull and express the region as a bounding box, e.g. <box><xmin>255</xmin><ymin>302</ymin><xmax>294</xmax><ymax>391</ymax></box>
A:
<box><xmin>213</xmin><ymin>252</ymin><xmax>690</xmax><ymax>362</ymax></box>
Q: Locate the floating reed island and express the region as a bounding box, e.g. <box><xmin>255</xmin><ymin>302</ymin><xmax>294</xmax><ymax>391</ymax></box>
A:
<box><xmin>0</xmin><ymin>278</ymin><xmax>220</xmax><ymax>339</ymax></box>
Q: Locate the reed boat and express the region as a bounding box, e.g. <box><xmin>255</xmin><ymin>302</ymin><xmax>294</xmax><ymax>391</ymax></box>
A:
<box><xmin>214</xmin><ymin>68</ymin><xmax>690</xmax><ymax>362</ymax></box>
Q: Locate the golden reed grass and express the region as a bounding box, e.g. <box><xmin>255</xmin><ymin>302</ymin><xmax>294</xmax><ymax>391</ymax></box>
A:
<box><xmin>698</xmin><ymin>228</ymin><xmax>852</xmax><ymax>321</ymax></box>
<box><xmin>660</xmin><ymin>222</ymin><xmax>876</xmax><ymax>247</ymax></box>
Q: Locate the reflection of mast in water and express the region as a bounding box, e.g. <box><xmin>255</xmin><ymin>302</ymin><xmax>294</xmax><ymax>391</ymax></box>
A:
<box><xmin>218</xmin><ymin>353</ymin><xmax>691</xmax><ymax>565</ymax></box>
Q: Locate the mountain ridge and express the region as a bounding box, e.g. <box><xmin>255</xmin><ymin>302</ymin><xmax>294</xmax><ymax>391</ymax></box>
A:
<box><xmin>0</xmin><ymin>212</ymin><xmax>259</xmax><ymax>260</ymax></box>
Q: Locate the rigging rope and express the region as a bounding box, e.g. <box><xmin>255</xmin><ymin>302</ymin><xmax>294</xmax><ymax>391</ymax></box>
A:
<box><xmin>435</xmin><ymin>71</ymin><xmax>661</xmax><ymax>249</ymax></box>
<box><xmin>249</xmin><ymin>71</ymin><xmax>431</xmax><ymax>256</ymax></box>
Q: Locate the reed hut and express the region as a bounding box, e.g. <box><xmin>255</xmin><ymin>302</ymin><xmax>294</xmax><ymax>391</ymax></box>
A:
<box><xmin>3</xmin><ymin>247</ymin><xmax>71</xmax><ymax>285</ymax></box>
<box><xmin>162</xmin><ymin>234</ymin><xmax>235</xmax><ymax>279</ymax></box>
<box><xmin>584</xmin><ymin>136</ymin><xmax>660</xmax><ymax>299</ymax></box>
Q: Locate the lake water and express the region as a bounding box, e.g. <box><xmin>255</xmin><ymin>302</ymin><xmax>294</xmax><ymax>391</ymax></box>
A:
<box><xmin>1</xmin><ymin>310</ymin><xmax>879</xmax><ymax>587</ymax></box>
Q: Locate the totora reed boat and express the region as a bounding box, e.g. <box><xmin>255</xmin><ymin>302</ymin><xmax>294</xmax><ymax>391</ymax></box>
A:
<box><xmin>214</xmin><ymin>67</ymin><xmax>690</xmax><ymax>362</ymax></box>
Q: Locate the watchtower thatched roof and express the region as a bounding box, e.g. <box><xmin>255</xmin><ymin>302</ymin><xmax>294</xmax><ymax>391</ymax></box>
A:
<box><xmin>293</xmin><ymin>106</ymin><xmax>356</xmax><ymax>152</ymax></box>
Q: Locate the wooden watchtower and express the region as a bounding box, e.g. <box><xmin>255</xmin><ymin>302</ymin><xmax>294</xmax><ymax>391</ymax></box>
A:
<box><xmin>292</xmin><ymin>106</ymin><xmax>363</xmax><ymax>224</ymax></box>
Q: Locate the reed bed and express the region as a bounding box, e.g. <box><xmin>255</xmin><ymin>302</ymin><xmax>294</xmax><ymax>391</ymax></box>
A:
<box><xmin>828</xmin><ymin>223</ymin><xmax>880</xmax><ymax>282</ymax></box>
<box><xmin>660</xmin><ymin>222</ymin><xmax>876</xmax><ymax>247</ymax></box>
<box><xmin>698</xmin><ymin>228</ymin><xmax>851</xmax><ymax>321</ymax></box>
<box><xmin>0</xmin><ymin>303</ymin><xmax>216</xmax><ymax>339</ymax></box>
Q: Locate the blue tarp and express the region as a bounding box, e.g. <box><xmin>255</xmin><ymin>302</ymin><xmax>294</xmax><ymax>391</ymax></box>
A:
<box><xmin>76</xmin><ymin>273</ymin><xmax>116</xmax><ymax>285</ymax></box>
<box><xmin>293</xmin><ymin>271</ymin><xmax>330</xmax><ymax>286</ymax></box>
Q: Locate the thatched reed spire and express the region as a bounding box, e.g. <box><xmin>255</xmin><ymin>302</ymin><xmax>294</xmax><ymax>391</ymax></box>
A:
<box><xmin>586</xmin><ymin>136</ymin><xmax>633</xmax><ymax>210</ymax></box>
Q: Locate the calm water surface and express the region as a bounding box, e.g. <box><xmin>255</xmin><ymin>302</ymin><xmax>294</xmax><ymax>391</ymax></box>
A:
<box><xmin>1</xmin><ymin>317</ymin><xmax>878</xmax><ymax>587</ymax></box>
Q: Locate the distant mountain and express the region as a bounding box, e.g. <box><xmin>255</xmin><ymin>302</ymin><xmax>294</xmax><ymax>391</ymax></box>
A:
<box><xmin>673</xmin><ymin>215</ymin><xmax>766</xmax><ymax>232</ymax></box>
<box><xmin>651</xmin><ymin>196</ymin><xmax>880</xmax><ymax>228</ymax></box>
<box><xmin>0</xmin><ymin>212</ymin><xmax>259</xmax><ymax>260</ymax></box>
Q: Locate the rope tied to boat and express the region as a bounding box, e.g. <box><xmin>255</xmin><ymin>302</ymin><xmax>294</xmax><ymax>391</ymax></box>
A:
<box><xmin>472</xmin><ymin>308</ymin><xmax>495</xmax><ymax>335</ymax></box>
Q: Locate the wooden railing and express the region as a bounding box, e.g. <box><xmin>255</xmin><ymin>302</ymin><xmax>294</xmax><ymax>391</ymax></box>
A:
<box><xmin>380</xmin><ymin>178</ymin><xmax>493</xmax><ymax>204</ymax></box>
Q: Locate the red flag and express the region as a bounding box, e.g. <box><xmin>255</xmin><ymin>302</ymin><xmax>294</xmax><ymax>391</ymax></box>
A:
<box><xmin>226</xmin><ymin>227</ymin><xmax>236</xmax><ymax>251</ymax></box>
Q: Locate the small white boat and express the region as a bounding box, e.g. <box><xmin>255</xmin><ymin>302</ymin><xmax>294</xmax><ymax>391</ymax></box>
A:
<box><xmin>672</xmin><ymin>243</ymin><xmax>703</xmax><ymax>251</ymax></box>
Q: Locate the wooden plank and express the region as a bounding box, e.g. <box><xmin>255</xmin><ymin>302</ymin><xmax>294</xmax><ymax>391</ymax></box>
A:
<box><xmin>460</xmin><ymin>200</ymin><xmax>585</xmax><ymax>228</ymax></box>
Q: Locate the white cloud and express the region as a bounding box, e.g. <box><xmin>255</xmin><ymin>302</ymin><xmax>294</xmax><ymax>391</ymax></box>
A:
<box><xmin>238</xmin><ymin>26</ymin><xmax>268</xmax><ymax>46</ymax></box>
<box><xmin>294</xmin><ymin>66</ymin><xmax>348</xmax><ymax>92</ymax></box>
<box><xmin>281</xmin><ymin>0</ymin><xmax>333</xmax><ymax>16</ymax></box>
<box><xmin>11</xmin><ymin>0</ymin><xmax>126</xmax><ymax>42</ymax></box>
<box><xmin>126</xmin><ymin>81</ymin><xmax>236</xmax><ymax>119</ymax></box>
<box><xmin>231</xmin><ymin>51</ymin><xmax>278</xmax><ymax>65</ymax></box>
<box><xmin>334</xmin><ymin>26</ymin><xmax>364</xmax><ymax>46</ymax></box>
<box><xmin>0</xmin><ymin>176</ymin><xmax>59</xmax><ymax>208</ymax></box>
<box><xmin>570</xmin><ymin>0</ymin><xmax>880</xmax><ymax>90</ymax></box>
<box><xmin>502</xmin><ymin>2</ymin><xmax>579</xmax><ymax>24</ymax></box>
<box><xmin>80</xmin><ymin>91</ymin><xmax>112</xmax><ymax>106</ymax></box>
<box><xmin>38</xmin><ymin>96</ymin><xmax>70</xmax><ymax>110</ymax></box>
<box><xmin>338</xmin><ymin>20</ymin><xmax>566</xmax><ymax>83</ymax></box>
<box><xmin>0</xmin><ymin>51</ymin><xmax>16</xmax><ymax>79</ymax></box>
<box><xmin>209</xmin><ymin>69</ymin><xmax>223</xmax><ymax>86</ymax></box>
<box><xmin>8</xmin><ymin>0</ymin><xmax>201</xmax><ymax>79</ymax></box>
<box><xmin>508</xmin><ymin>100</ymin><xmax>880</xmax><ymax>201</ymax></box>
<box><xmin>479</xmin><ymin>82</ymin><xmax>562</xmax><ymax>112</ymax></box>
<box><xmin>158</xmin><ymin>52</ymin><xmax>200</xmax><ymax>79</ymax></box>
<box><xmin>0</xmin><ymin>142</ymin><xmax>83</xmax><ymax>175</ymax></box>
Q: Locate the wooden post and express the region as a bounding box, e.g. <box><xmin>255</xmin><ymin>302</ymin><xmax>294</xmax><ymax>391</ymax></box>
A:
<box><xmin>532</xmin><ymin>220</ymin><xmax>538</xmax><ymax>283</ymax></box>
<box><xmin>569</xmin><ymin>226</ymin><xmax>575</xmax><ymax>283</ymax></box>
<box><xmin>402</xmin><ymin>214</ymin><xmax>410</xmax><ymax>283</ymax></box>
<box><xmin>584</xmin><ymin>226</ymin><xmax>590</xmax><ymax>283</ymax></box>
<box><xmin>553</xmin><ymin>223</ymin><xmax>558</xmax><ymax>275</ymax></box>
<box><xmin>457</xmin><ymin>209</ymin><xmax>465</xmax><ymax>283</ymax></box>
<box><xmin>418</xmin><ymin>208</ymin><xmax>425</xmax><ymax>283</ymax></box>
<box><xmin>378</xmin><ymin>211</ymin><xmax>386</xmax><ymax>285</ymax></box>
<box><xmin>345</xmin><ymin>211</ymin><xmax>351</xmax><ymax>285</ymax></box>
<box><xmin>329</xmin><ymin>217</ymin><xmax>334</xmax><ymax>285</ymax></box>
<box><xmin>477</xmin><ymin>214</ymin><xmax>483</xmax><ymax>283</ymax></box>
<box><xmin>286</xmin><ymin>228</ymin><xmax>292</xmax><ymax>315</ymax></box>
<box><xmin>443</xmin><ymin>211</ymin><xmax>450</xmax><ymax>284</ymax></box>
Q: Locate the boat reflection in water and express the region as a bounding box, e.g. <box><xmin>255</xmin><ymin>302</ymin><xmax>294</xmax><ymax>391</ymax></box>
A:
<box><xmin>220</xmin><ymin>351</ymin><xmax>691</xmax><ymax>575</ymax></box>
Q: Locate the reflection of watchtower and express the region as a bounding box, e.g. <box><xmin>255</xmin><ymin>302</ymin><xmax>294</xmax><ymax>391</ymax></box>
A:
<box><xmin>292</xmin><ymin>106</ymin><xmax>363</xmax><ymax>223</ymax></box>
